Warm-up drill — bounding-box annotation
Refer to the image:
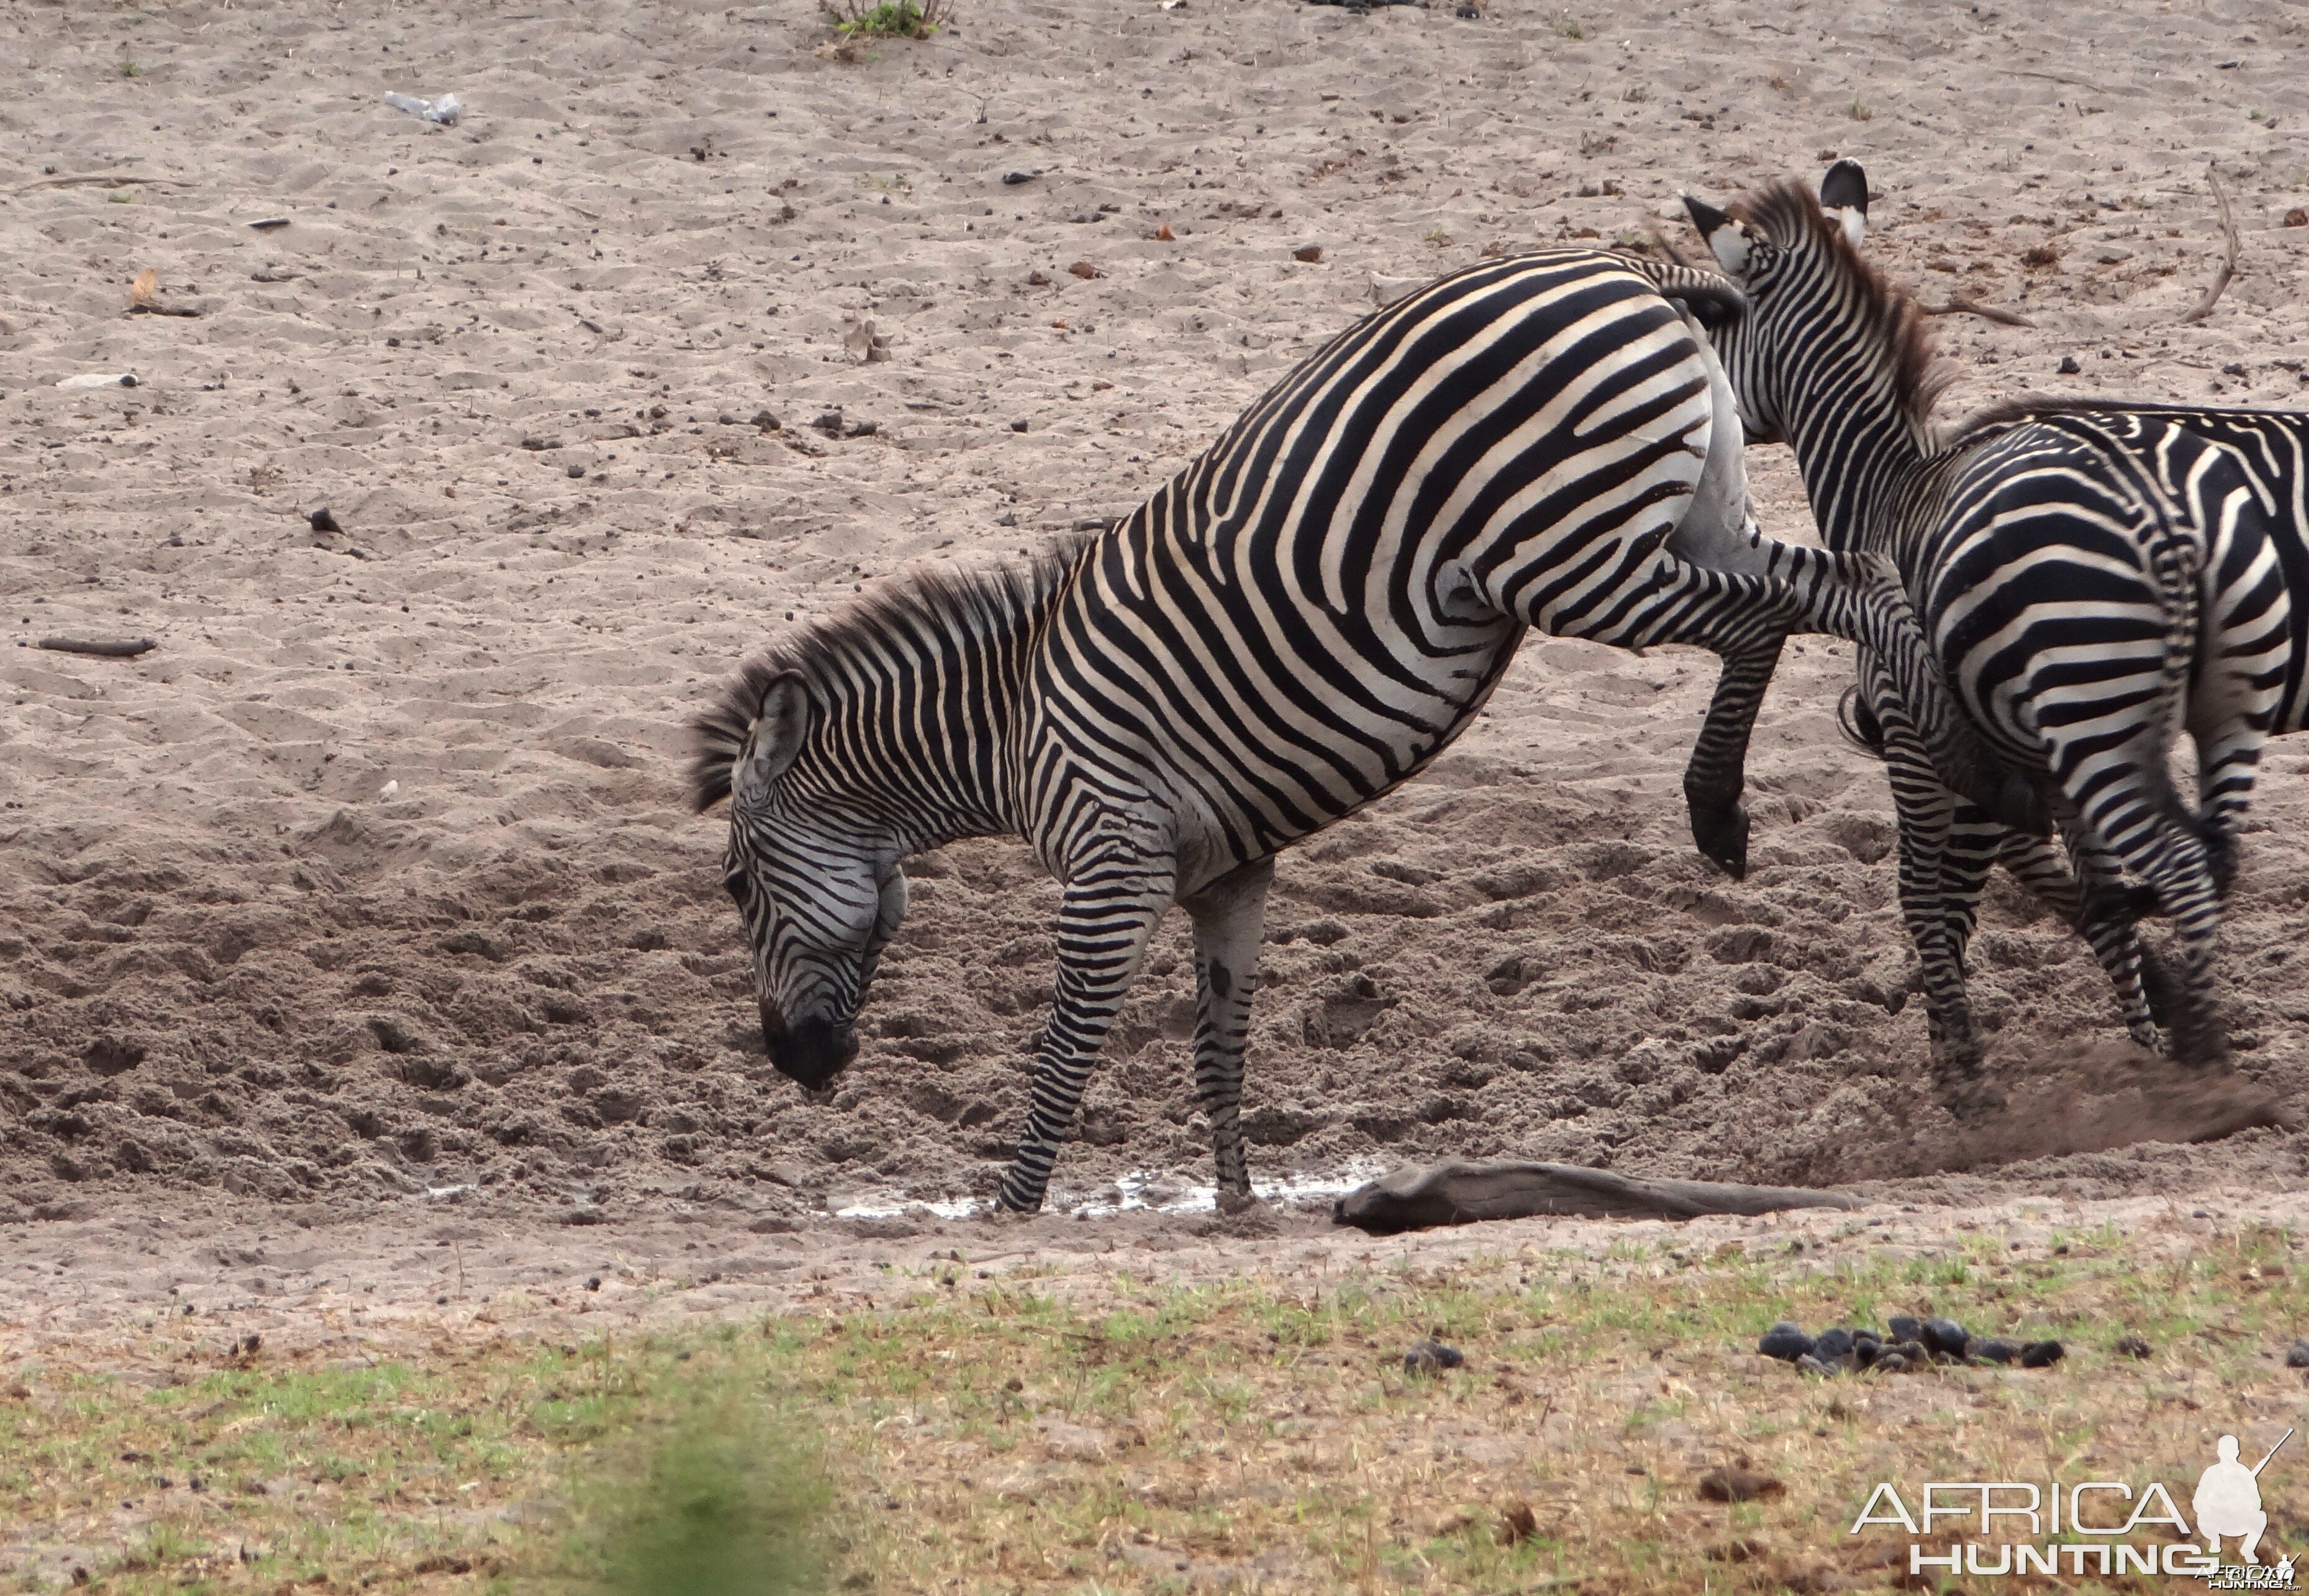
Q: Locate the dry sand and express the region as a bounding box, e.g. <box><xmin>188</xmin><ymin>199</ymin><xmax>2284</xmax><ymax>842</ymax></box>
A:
<box><xmin>3</xmin><ymin>0</ymin><xmax>2309</xmax><ymax>1328</ymax></box>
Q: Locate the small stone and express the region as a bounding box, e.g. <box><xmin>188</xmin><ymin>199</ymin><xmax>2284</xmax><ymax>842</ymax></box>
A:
<box><xmin>813</xmin><ymin>411</ymin><xmax>846</xmax><ymax>435</ymax></box>
<box><xmin>1852</xmin><ymin>1336</ymin><xmax>1883</xmax><ymax>1369</ymax></box>
<box><xmin>2115</xmin><ymin>1334</ymin><xmax>2152</xmax><ymax>1360</ymax></box>
<box><xmin>1404</xmin><ymin>1338</ymin><xmax>1464</xmax><ymax>1374</ymax></box>
<box><xmin>2223</xmin><ymin>361</ymin><xmax>2249</xmax><ymax>377</ymax></box>
<box><xmin>1499</xmin><ymin>1502</ymin><xmax>1539</xmax><ymax>1545</ymax></box>
<box><xmin>584</xmin><ymin>1276</ymin><xmax>602</xmax><ymax>1292</ymax></box>
<box><xmin>1010</xmin><ymin>420</ymin><xmax>1030</xmax><ymax>433</ymax></box>
<box><xmin>717</xmin><ymin>412</ymin><xmax>736</xmax><ymax>425</ymax></box>
<box><xmin>2284</xmin><ymin>1340</ymin><xmax>2309</xmax><ymax>1369</ymax></box>
<box><xmin>2057</xmin><ymin>354</ymin><xmax>2082</xmax><ymax>375</ymax></box>
<box><xmin>1921</xmin><ymin>1317</ymin><xmax>1970</xmax><ymax>1357</ymax></box>
<box><xmin>1294</xmin><ymin>244</ymin><xmax>1324</xmax><ymax>263</ymax></box>
<box><xmin>308</xmin><ymin>507</ymin><xmax>341</xmax><ymax>533</ymax></box>
<box><xmin>1758</xmin><ymin>1322</ymin><xmax>1815</xmax><ymax>1362</ymax></box>
<box><xmin>1813</xmin><ymin>1328</ymin><xmax>1856</xmax><ymax>1361</ymax></box>
<box><xmin>1068</xmin><ymin>260</ymin><xmax>1103</xmax><ymax>279</ymax></box>
<box><xmin>1887</xmin><ymin>1315</ymin><xmax>1924</xmax><ymax>1343</ymax></box>
<box><xmin>566</xmin><ymin>463</ymin><xmax>584</xmax><ymax>478</ymax></box>
<box><xmin>1002</xmin><ymin>170</ymin><xmax>1037</xmax><ymax>185</ymax></box>
<box><xmin>1971</xmin><ymin>1338</ymin><xmax>2020</xmax><ymax>1365</ymax></box>
<box><xmin>1870</xmin><ymin>1351</ymin><xmax>1912</xmax><ymax>1374</ymax></box>
<box><xmin>2020</xmin><ymin>1340</ymin><xmax>2065</xmax><ymax>1369</ymax></box>
<box><xmin>1697</xmin><ymin>1467</ymin><xmax>1784</xmax><ymax>1503</ymax></box>
<box><xmin>1027</xmin><ymin>269</ymin><xmax>1053</xmax><ymax>286</ymax></box>
<box><xmin>1795</xmin><ymin>1353</ymin><xmax>1838</xmax><ymax>1376</ymax></box>
<box><xmin>751</xmin><ymin>409</ymin><xmax>781</xmax><ymax>431</ymax></box>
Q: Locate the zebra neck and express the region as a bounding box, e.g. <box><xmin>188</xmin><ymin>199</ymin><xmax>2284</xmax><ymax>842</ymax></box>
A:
<box><xmin>784</xmin><ymin>582</ymin><xmax>1053</xmax><ymax>849</ymax></box>
<box><xmin>1786</xmin><ymin>394</ymin><xmax>1930</xmax><ymax>553</ymax></box>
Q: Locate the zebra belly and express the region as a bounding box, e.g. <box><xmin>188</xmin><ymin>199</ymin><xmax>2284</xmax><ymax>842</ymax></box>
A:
<box><xmin>1029</xmin><ymin>526</ymin><xmax>1526</xmax><ymax>893</ymax></box>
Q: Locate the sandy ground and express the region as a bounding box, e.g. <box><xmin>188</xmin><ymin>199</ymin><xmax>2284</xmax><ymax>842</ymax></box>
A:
<box><xmin>4</xmin><ymin>0</ymin><xmax>2309</xmax><ymax>1345</ymax></box>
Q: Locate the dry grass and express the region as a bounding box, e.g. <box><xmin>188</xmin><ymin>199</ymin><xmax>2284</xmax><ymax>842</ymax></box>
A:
<box><xmin>4</xmin><ymin>1217</ymin><xmax>2307</xmax><ymax>1594</ymax></box>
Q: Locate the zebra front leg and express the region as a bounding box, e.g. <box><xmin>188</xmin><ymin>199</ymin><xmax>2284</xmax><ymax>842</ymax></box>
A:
<box><xmin>1180</xmin><ymin>857</ymin><xmax>1276</xmax><ymax>1214</ymax></box>
<box><xmin>1682</xmin><ymin>633</ymin><xmax>1785</xmax><ymax>881</ymax></box>
<box><xmin>1859</xmin><ymin>657</ymin><xmax>1991</xmax><ymax>1099</ymax></box>
<box><xmin>997</xmin><ymin>850</ymin><xmax>1177</xmax><ymax>1215</ymax></box>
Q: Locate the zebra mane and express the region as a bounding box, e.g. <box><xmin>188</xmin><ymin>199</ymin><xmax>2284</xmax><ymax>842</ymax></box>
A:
<box><xmin>1946</xmin><ymin>393</ymin><xmax>2295</xmax><ymax>448</ymax></box>
<box><xmin>1730</xmin><ymin>180</ymin><xmax>1961</xmax><ymax>443</ymax></box>
<box><xmin>687</xmin><ymin>535</ymin><xmax>1091</xmax><ymax>812</ymax></box>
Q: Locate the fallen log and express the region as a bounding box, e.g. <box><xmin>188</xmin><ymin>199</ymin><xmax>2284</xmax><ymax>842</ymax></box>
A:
<box><xmin>35</xmin><ymin>636</ymin><xmax>157</xmax><ymax>658</ymax></box>
<box><xmin>1333</xmin><ymin>1159</ymin><xmax>1857</xmax><ymax>1235</ymax></box>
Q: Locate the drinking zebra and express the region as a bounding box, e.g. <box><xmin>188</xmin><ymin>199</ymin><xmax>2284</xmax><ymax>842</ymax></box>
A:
<box><xmin>1674</xmin><ymin>163</ymin><xmax>2293</xmax><ymax>1084</ymax></box>
<box><xmin>691</xmin><ymin>247</ymin><xmax>2001</xmax><ymax>1212</ymax></box>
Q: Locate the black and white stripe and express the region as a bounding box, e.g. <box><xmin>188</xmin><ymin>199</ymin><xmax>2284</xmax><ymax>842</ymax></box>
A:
<box><xmin>1679</xmin><ymin>165</ymin><xmax>2293</xmax><ymax>1084</ymax></box>
<box><xmin>691</xmin><ymin>247</ymin><xmax>1992</xmax><ymax>1210</ymax></box>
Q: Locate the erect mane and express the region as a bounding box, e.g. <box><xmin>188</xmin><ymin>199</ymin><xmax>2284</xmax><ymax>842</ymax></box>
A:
<box><xmin>1730</xmin><ymin>179</ymin><xmax>1961</xmax><ymax>443</ymax></box>
<box><xmin>687</xmin><ymin>535</ymin><xmax>1091</xmax><ymax>812</ymax></box>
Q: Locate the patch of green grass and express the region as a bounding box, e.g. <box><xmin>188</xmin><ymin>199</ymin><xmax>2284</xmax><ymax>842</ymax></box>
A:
<box><xmin>1848</xmin><ymin>98</ymin><xmax>1874</xmax><ymax>121</ymax></box>
<box><xmin>820</xmin><ymin>0</ymin><xmax>947</xmax><ymax>42</ymax></box>
<box><xmin>9</xmin><ymin>1220</ymin><xmax>2305</xmax><ymax>1594</ymax></box>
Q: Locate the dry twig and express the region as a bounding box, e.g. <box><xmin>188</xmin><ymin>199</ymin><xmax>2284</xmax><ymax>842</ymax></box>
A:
<box><xmin>2182</xmin><ymin>164</ymin><xmax>2240</xmax><ymax>325</ymax></box>
<box><xmin>1920</xmin><ymin>296</ymin><xmax>2036</xmax><ymax>329</ymax></box>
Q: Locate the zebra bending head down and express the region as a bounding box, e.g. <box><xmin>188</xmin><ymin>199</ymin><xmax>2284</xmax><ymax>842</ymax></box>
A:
<box><xmin>1674</xmin><ymin>163</ymin><xmax>2292</xmax><ymax>1082</ymax></box>
<box><xmin>692</xmin><ymin>248</ymin><xmax>2002</xmax><ymax>1212</ymax></box>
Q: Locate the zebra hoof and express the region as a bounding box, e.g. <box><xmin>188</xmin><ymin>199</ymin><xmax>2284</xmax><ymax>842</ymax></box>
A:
<box><xmin>1935</xmin><ymin>1072</ymin><xmax>2005</xmax><ymax>1120</ymax></box>
<box><xmin>1688</xmin><ymin>801</ymin><xmax>1749</xmax><ymax>881</ymax></box>
<box><xmin>1215</xmin><ymin>1186</ymin><xmax>1259</xmax><ymax>1217</ymax></box>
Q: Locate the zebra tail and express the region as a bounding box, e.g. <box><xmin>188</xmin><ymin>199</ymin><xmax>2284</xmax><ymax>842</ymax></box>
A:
<box><xmin>2145</xmin><ymin>529</ymin><xmax>2205</xmax><ymax>812</ymax></box>
<box><xmin>1836</xmin><ymin>684</ymin><xmax>1887</xmax><ymax>760</ymax></box>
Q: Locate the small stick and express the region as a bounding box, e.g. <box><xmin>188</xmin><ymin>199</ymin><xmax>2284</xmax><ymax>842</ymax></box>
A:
<box><xmin>35</xmin><ymin>636</ymin><xmax>156</xmax><ymax>658</ymax></box>
<box><xmin>2182</xmin><ymin>165</ymin><xmax>2239</xmax><ymax>325</ymax></box>
<box><xmin>14</xmin><ymin>175</ymin><xmax>193</xmax><ymax>192</ymax></box>
<box><xmin>1921</xmin><ymin>296</ymin><xmax>2036</xmax><ymax>329</ymax></box>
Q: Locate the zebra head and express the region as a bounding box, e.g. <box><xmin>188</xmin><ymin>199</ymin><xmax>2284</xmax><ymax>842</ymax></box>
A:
<box><xmin>1680</xmin><ymin>160</ymin><xmax>1934</xmax><ymax>450</ymax></box>
<box><xmin>714</xmin><ymin>669</ymin><xmax>910</xmax><ymax>1091</ymax></box>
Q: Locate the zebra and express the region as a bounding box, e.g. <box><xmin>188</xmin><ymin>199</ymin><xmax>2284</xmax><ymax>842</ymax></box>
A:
<box><xmin>1808</xmin><ymin>166</ymin><xmax>2309</xmax><ymax>1051</ymax></box>
<box><xmin>1674</xmin><ymin>161</ymin><xmax>2293</xmax><ymax>1087</ymax></box>
<box><xmin>689</xmin><ymin>247</ymin><xmax>2007</xmax><ymax>1213</ymax></box>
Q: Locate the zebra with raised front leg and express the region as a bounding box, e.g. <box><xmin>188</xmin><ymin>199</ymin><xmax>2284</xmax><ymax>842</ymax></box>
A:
<box><xmin>691</xmin><ymin>247</ymin><xmax>2004</xmax><ymax>1213</ymax></box>
<box><xmin>1672</xmin><ymin>164</ymin><xmax>2292</xmax><ymax>1088</ymax></box>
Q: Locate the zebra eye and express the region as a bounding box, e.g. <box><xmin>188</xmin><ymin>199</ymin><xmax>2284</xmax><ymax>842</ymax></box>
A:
<box><xmin>722</xmin><ymin>868</ymin><xmax>751</xmax><ymax>902</ymax></box>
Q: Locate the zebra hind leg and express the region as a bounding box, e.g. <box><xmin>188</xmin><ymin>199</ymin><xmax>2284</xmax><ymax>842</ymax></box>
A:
<box><xmin>1681</xmin><ymin>634</ymin><xmax>1786</xmax><ymax>881</ymax></box>
<box><xmin>1180</xmin><ymin>858</ymin><xmax>1276</xmax><ymax>1215</ymax></box>
<box><xmin>1996</xmin><ymin>825</ymin><xmax>2162</xmax><ymax>1050</ymax></box>
<box><xmin>997</xmin><ymin>851</ymin><xmax>1177</xmax><ymax>1214</ymax></box>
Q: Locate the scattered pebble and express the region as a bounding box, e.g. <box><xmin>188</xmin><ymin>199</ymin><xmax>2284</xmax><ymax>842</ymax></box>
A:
<box><xmin>1001</xmin><ymin>170</ymin><xmax>1039</xmax><ymax>185</ymax></box>
<box><xmin>2288</xmin><ymin>207</ymin><xmax>2309</xmax><ymax>228</ymax></box>
<box><xmin>2019</xmin><ymin>1340</ymin><xmax>2065</xmax><ymax>1369</ymax></box>
<box><xmin>1068</xmin><ymin>260</ymin><xmax>1104</xmax><ymax>279</ymax></box>
<box><xmin>1697</xmin><ymin>1467</ymin><xmax>1784</xmax><ymax>1503</ymax></box>
<box><xmin>1294</xmin><ymin>244</ymin><xmax>1325</xmax><ymax>263</ymax></box>
<box><xmin>1499</xmin><ymin>1502</ymin><xmax>1538</xmax><ymax>1545</ymax></box>
<box><xmin>1971</xmin><ymin>1338</ymin><xmax>2020</xmax><ymax>1365</ymax></box>
<box><xmin>1887</xmin><ymin>1314</ymin><xmax>1923</xmax><ymax>1343</ymax></box>
<box><xmin>751</xmin><ymin>409</ymin><xmax>782</xmax><ymax>432</ymax></box>
<box><xmin>1010</xmin><ymin>420</ymin><xmax>1030</xmax><ymax>433</ymax></box>
<box><xmin>2057</xmin><ymin>354</ymin><xmax>2082</xmax><ymax>374</ymax></box>
<box><xmin>1813</xmin><ymin>1327</ymin><xmax>1856</xmax><ymax>1361</ymax></box>
<box><xmin>566</xmin><ymin>463</ymin><xmax>584</xmax><ymax>479</ymax></box>
<box><xmin>2115</xmin><ymin>1333</ymin><xmax>2153</xmax><ymax>1360</ymax></box>
<box><xmin>1759</xmin><ymin>1318</ymin><xmax>2062</xmax><ymax>1376</ymax></box>
<box><xmin>1403</xmin><ymin>1337</ymin><xmax>1464</xmax><ymax>1374</ymax></box>
<box><xmin>2284</xmin><ymin>1340</ymin><xmax>2309</xmax><ymax>1369</ymax></box>
<box><xmin>308</xmin><ymin>507</ymin><xmax>342</xmax><ymax>533</ymax></box>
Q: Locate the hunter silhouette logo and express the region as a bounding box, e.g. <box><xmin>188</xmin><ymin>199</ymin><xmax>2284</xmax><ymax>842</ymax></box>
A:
<box><xmin>2196</xmin><ymin>1431</ymin><xmax>2288</xmax><ymax>1566</ymax></box>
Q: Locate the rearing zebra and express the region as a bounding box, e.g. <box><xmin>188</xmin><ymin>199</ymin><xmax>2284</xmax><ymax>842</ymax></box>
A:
<box><xmin>691</xmin><ymin>248</ymin><xmax>1999</xmax><ymax>1212</ymax></box>
<box><xmin>1676</xmin><ymin>164</ymin><xmax>2292</xmax><ymax>1084</ymax></box>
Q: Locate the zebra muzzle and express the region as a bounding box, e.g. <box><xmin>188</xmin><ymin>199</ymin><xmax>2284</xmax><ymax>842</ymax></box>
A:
<box><xmin>763</xmin><ymin>1003</ymin><xmax>858</xmax><ymax>1090</ymax></box>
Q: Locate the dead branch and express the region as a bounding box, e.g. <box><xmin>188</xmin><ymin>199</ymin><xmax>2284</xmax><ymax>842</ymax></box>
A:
<box><xmin>2182</xmin><ymin>164</ymin><xmax>2240</xmax><ymax>325</ymax></box>
<box><xmin>35</xmin><ymin>637</ymin><xmax>156</xmax><ymax>658</ymax></box>
<box><xmin>14</xmin><ymin>175</ymin><xmax>191</xmax><ymax>193</ymax></box>
<box><xmin>1920</xmin><ymin>296</ymin><xmax>2036</xmax><ymax>329</ymax></box>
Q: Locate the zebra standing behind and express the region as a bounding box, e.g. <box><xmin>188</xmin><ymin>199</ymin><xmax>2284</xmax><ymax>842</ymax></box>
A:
<box><xmin>1676</xmin><ymin>164</ymin><xmax>2292</xmax><ymax>1087</ymax></box>
<box><xmin>691</xmin><ymin>248</ymin><xmax>2004</xmax><ymax>1213</ymax></box>
<box><xmin>1807</xmin><ymin>165</ymin><xmax>2309</xmax><ymax>1054</ymax></box>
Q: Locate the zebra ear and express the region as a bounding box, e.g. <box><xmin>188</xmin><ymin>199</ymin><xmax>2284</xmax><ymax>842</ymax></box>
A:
<box><xmin>1684</xmin><ymin>196</ymin><xmax>1751</xmax><ymax>279</ymax></box>
<box><xmin>1821</xmin><ymin>158</ymin><xmax>1869</xmax><ymax>246</ymax></box>
<box><xmin>733</xmin><ymin>671</ymin><xmax>809</xmax><ymax>808</ymax></box>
